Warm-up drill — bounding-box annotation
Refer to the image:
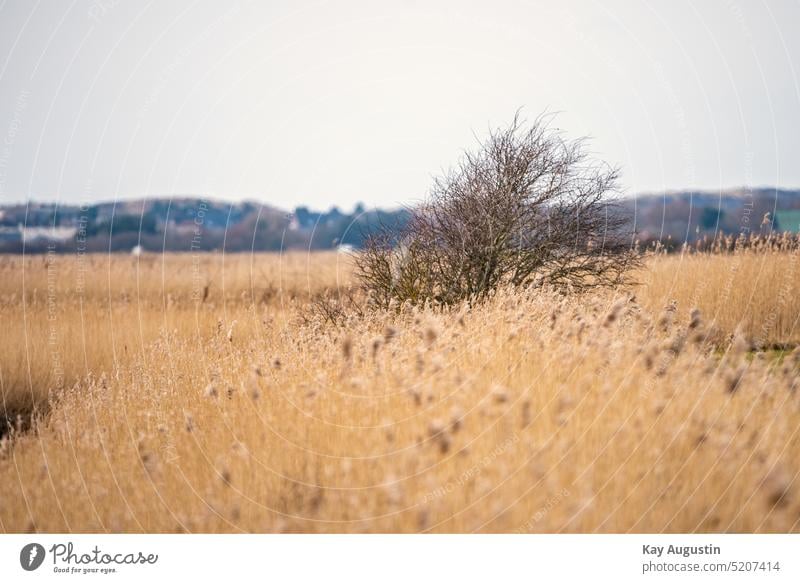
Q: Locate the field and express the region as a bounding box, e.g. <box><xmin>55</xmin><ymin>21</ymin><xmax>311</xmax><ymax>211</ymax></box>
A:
<box><xmin>1</xmin><ymin>244</ymin><xmax>799</xmax><ymax>533</ymax></box>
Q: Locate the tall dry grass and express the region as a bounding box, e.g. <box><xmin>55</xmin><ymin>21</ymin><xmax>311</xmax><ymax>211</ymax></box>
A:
<box><xmin>639</xmin><ymin>240</ymin><xmax>800</xmax><ymax>347</ymax></box>
<box><xmin>0</xmin><ymin>247</ymin><xmax>798</xmax><ymax>533</ymax></box>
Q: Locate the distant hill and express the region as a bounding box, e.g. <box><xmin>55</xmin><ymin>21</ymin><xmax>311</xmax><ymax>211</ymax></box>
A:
<box><xmin>0</xmin><ymin>188</ymin><xmax>797</xmax><ymax>253</ymax></box>
<box><xmin>623</xmin><ymin>188</ymin><xmax>800</xmax><ymax>244</ymax></box>
<box><xmin>0</xmin><ymin>198</ymin><xmax>409</xmax><ymax>253</ymax></box>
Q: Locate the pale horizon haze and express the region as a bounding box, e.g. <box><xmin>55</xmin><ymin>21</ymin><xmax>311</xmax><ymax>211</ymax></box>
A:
<box><xmin>0</xmin><ymin>0</ymin><xmax>799</xmax><ymax>211</ymax></box>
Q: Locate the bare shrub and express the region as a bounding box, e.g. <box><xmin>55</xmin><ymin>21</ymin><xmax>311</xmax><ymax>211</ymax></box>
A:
<box><xmin>300</xmin><ymin>287</ymin><xmax>365</xmax><ymax>327</ymax></box>
<box><xmin>355</xmin><ymin>113</ymin><xmax>640</xmax><ymax>307</ymax></box>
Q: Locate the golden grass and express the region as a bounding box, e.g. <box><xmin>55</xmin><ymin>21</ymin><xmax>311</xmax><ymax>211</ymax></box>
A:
<box><xmin>639</xmin><ymin>251</ymin><xmax>800</xmax><ymax>347</ymax></box>
<box><xmin>0</xmin><ymin>249</ymin><xmax>799</xmax><ymax>533</ymax></box>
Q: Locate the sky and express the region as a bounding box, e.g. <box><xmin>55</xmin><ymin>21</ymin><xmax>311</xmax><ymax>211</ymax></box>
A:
<box><xmin>0</xmin><ymin>0</ymin><xmax>798</xmax><ymax>211</ymax></box>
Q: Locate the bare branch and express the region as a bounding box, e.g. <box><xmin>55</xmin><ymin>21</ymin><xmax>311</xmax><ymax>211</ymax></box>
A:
<box><xmin>356</xmin><ymin>113</ymin><xmax>640</xmax><ymax>307</ymax></box>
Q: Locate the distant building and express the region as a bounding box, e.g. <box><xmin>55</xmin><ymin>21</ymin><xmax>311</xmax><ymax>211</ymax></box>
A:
<box><xmin>0</xmin><ymin>224</ymin><xmax>77</xmax><ymax>243</ymax></box>
<box><xmin>774</xmin><ymin>210</ymin><xmax>800</xmax><ymax>233</ymax></box>
<box><xmin>21</xmin><ymin>225</ymin><xmax>77</xmax><ymax>242</ymax></box>
<box><xmin>0</xmin><ymin>226</ymin><xmax>19</xmax><ymax>242</ymax></box>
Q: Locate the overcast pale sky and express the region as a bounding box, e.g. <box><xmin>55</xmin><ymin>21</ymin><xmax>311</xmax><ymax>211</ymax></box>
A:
<box><xmin>0</xmin><ymin>0</ymin><xmax>798</xmax><ymax>210</ymax></box>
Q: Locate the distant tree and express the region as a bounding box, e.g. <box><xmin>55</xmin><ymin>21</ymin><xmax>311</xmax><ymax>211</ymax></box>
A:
<box><xmin>293</xmin><ymin>206</ymin><xmax>314</xmax><ymax>228</ymax></box>
<box><xmin>86</xmin><ymin>213</ymin><xmax>157</xmax><ymax>237</ymax></box>
<box><xmin>355</xmin><ymin>113</ymin><xmax>639</xmax><ymax>307</ymax></box>
<box><xmin>700</xmin><ymin>207</ymin><xmax>724</xmax><ymax>230</ymax></box>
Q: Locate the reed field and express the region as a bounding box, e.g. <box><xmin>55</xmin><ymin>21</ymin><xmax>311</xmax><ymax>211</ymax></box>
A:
<box><xmin>1</xmin><ymin>238</ymin><xmax>799</xmax><ymax>533</ymax></box>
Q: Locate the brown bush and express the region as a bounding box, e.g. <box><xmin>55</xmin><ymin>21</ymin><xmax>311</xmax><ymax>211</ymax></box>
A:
<box><xmin>356</xmin><ymin>113</ymin><xmax>640</xmax><ymax>307</ymax></box>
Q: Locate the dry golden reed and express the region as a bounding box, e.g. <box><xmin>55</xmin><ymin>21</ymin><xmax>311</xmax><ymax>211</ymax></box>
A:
<box><xmin>0</xmin><ymin>247</ymin><xmax>798</xmax><ymax>533</ymax></box>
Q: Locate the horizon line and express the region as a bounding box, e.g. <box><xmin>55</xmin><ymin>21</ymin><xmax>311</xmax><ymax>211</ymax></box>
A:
<box><xmin>1</xmin><ymin>185</ymin><xmax>798</xmax><ymax>211</ymax></box>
